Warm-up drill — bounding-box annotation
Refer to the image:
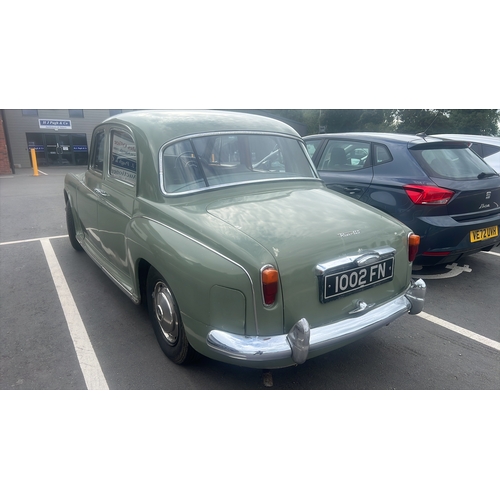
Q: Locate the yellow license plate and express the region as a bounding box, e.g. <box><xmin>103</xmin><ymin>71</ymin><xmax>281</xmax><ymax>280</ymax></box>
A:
<box><xmin>470</xmin><ymin>225</ymin><xmax>499</xmax><ymax>242</ymax></box>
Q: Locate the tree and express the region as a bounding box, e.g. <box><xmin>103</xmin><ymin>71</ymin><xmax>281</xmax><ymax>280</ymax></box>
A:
<box><xmin>390</xmin><ymin>109</ymin><xmax>499</xmax><ymax>135</ymax></box>
<box><xmin>263</xmin><ymin>109</ymin><xmax>500</xmax><ymax>136</ymax></box>
<box><xmin>391</xmin><ymin>109</ymin><xmax>449</xmax><ymax>134</ymax></box>
<box><xmin>358</xmin><ymin>110</ymin><xmax>394</xmax><ymax>132</ymax></box>
<box><xmin>323</xmin><ymin>109</ymin><xmax>364</xmax><ymax>133</ymax></box>
<box><xmin>447</xmin><ymin>110</ymin><xmax>500</xmax><ymax>135</ymax></box>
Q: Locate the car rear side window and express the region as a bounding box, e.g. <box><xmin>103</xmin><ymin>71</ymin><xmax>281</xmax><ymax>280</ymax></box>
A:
<box><xmin>374</xmin><ymin>144</ymin><xmax>392</xmax><ymax>165</ymax></box>
<box><xmin>109</xmin><ymin>130</ymin><xmax>137</xmax><ymax>186</ymax></box>
<box><xmin>317</xmin><ymin>140</ymin><xmax>370</xmax><ymax>171</ymax></box>
<box><xmin>410</xmin><ymin>145</ymin><xmax>497</xmax><ymax>180</ymax></box>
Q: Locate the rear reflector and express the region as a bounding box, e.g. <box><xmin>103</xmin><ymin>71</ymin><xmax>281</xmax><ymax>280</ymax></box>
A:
<box><xmin>261</xmin><ymin>266</ymin><xmax>279</xmax><ymax>306</ymax></box>
<box><xmin>408</xmin><ymin>233</ymin><xmax>420</xmax><ymax>262</ymax></box>
<box><xmin>404</xmin><ymin>184</ymin><xmax>454</xmax><ymax>205</ymax></box>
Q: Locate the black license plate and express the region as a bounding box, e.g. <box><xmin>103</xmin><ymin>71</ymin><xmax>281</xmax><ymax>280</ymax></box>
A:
<box><xmin>321</xmin><ymin>257</ymin><xmax>394</xmax><ymax>302</ymax></box>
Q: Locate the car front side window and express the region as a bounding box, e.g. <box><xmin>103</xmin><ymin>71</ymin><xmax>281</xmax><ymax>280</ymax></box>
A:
<box><xmin>318</xmin><ymin>140</ymin><xmax>370</xmax><ymax>171</ymax></box>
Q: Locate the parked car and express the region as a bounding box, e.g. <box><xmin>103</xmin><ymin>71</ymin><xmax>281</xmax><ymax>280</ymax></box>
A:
<box><xmin>304</xmin><ymin>132</ymin><xmax>500</xmax><ymax>267</ymax></box>
<box><xmin>64</xmin><ymin>111</ymin><xmax>425</xmax><ymax>369</ymax></box>
<box><xmin>432</xmin><ymin>134</ymin><xmax>500</xmax><ymax>173</ymax></box>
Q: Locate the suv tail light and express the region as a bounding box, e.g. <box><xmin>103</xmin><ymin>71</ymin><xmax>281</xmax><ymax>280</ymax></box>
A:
<box><xmin>408</xmin><ymin>233</ymin><xmax>420</xmax><ymax>262</ymax></box>
<box><xmin>261</xmin><ymin>265</ymin><xmax>279</xmax><ymax>306</ymax></box>
<box><xmin>404</xmin><ymin>184</ymin><xmax>454</xmax><ymax>205</ymax></box>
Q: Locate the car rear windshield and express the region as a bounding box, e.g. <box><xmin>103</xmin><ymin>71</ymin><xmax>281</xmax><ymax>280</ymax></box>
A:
<box><xmin>161</xmin><ymin>133</ymin><xmax>317</xmax><ymax>194</ymax></box>
<box><xmin>409</xmin><ymin>143</ymin><xmax>498</xmax><ymax>181</ymax></box>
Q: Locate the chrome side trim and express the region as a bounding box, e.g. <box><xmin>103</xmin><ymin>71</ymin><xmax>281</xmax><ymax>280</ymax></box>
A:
<box><xmin>159</xmin><ymin>176</ymin><xmax>321</xmax><ymax>198</ymax></box>
<box><xmin>100</xmin><ymin>265</ymin><xmax>140</xmax><ymax>304</ymax></box>
<box><xmin>80</xmin><ymin>238</ymin><xmax>140</xmax><ymax>304</ymax></box>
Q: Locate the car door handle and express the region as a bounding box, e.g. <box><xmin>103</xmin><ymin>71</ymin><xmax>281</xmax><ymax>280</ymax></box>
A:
<box><xmin>94</xmin><ymin>188</ymin><xmax>109</xmax><ymax>197</ymax></box>
<box><xmin>343</xmin><ymin>187</ymin><xmax>361</xmax><ymax>194</ymax></box>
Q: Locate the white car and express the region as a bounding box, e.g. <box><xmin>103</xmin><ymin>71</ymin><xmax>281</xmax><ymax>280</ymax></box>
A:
<box><xmin>433</xmin><ymin>134</ymin><xmax>500</xmax><ymax>173</ymax></box>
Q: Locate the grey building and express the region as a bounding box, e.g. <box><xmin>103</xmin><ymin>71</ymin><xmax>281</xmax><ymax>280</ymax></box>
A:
<box><xmin>2</xmin><ymin>109</ymin><xmax>131</xmax><ymax>169</ymax></box>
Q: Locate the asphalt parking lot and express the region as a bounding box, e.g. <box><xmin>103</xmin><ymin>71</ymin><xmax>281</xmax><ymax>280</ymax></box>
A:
<box><xmin>1</xmin><ymin>167</ymin><xmax>499</xmax><ymax>389</ymax></box>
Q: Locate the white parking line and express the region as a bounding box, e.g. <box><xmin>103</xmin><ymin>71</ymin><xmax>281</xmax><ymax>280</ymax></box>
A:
<box><xmin>418</xmin><ymin>311</ymin><xmax>500</xmax><ymax>352</ymax></box>
<box><xmin>40</xmin><ymin>238</ymin><xmax>109</xmax><ymax>390</ymax></box>
<box><xmin>0</xmin><ymin>235</ymin><xmax>68</xmax><ymax>246</ymax></box>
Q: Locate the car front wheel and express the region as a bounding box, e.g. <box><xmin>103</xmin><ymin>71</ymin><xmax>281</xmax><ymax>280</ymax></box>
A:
<box><xmin>146</xmin><ymin>267</ymin><xmax>198</xmax><ymax>364</ymax></box>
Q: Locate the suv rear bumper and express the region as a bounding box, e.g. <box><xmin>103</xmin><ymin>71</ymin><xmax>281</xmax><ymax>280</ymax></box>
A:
<box><xmin>206</xmin><ymin>278</ymin><xmax>426</xmax><ymax>369</ymax></box>
<box><xmin>412</xmin><ymin>212</ymin><xmax>500</xmax><ymax>265</ymax></box>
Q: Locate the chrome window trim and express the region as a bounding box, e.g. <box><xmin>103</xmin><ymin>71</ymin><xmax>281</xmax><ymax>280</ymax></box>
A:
<box><xmin>88</xmin><ymin>127</ymin><xmax>106</xmax><ymax>176</ymax></box>
<box><xmin>161</xmin><ymin>177</ymin><xmax>323</xmax><ymax>197</ymax></box>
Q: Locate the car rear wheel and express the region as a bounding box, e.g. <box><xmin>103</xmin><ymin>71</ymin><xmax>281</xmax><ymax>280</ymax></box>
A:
<box><xmin>146</xmin><ymin>267</ymin><xmax>198</xmax><ymax>364</ymax></box>
<box><xmin>66</xmin><ymin>201</ymin><xmax>83</xmax><ymax>251</ymax></box>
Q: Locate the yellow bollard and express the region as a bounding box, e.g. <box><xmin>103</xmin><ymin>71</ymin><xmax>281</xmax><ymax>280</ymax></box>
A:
<box><xmin>30</xmin><ymin>148</ymin><xmax>39</xmax><ymax>176</ymax></box>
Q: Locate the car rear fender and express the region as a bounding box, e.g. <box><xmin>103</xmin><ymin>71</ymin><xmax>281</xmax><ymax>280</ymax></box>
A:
<box><xmin>63</xmin><ymin>174</ymin><xmax>84</xmax><ymax>237</ymax></box>
<box><xmin>126</xmin><ymin>216</ymin><xmax>284</xmax><ymax>338</ymax></box>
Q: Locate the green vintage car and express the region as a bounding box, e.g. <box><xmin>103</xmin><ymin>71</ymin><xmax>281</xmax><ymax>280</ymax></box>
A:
<box><xmin>64</xmin><ymin>110</ymin><xmax>426</xmax><ymax>369</ymax></box>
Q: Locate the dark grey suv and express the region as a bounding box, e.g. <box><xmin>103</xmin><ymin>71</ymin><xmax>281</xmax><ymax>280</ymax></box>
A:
<box><xmin>304</xmin><ymin>132</ymin><xmax>500</xmax><ymax>266</ymax></box>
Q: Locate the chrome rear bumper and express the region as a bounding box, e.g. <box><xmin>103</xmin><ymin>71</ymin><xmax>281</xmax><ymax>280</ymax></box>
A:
<box><xmin>206</xmin><ymin>279</ymin><xmax>426</xmax><ymax>368</ymax></box>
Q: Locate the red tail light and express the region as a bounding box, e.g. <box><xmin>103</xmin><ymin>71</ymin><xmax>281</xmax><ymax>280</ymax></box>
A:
<box><xmin>408</xmin><ymin>233</ymin><xmax>420</xmax><ymax>262</ymax></box>
<box><xmin>261</xmin><ymin>266</ymin><xmax>279</xmax><ymax>306</ymax></box>
<box><xmin>404</xmin><ymin>184</ymin><xmax>454</xmax><ymax>205</ymax></box>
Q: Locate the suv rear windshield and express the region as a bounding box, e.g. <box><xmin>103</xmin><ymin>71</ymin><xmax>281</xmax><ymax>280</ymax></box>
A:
<box><xmin>410</xmin><ymin>144</ymin><xmax>498</xmax><ymax>181</ymax></box>
<box><xmin>161</xmin><ymin>133</ymin><xmax>317</xmax><ymax>194</ymax></box>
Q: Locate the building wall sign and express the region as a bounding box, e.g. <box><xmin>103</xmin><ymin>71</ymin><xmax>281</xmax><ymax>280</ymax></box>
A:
<box><xmin>38</xmin><ymin>119</ymin><xmax>72</xmax><ymax>130</ymax></box>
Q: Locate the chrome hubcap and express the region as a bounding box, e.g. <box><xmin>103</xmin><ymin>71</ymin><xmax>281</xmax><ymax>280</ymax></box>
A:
<box><xmin>153</xmin><ymin>282</ymin><xmax>179</xmax><ymax>345</ymax></box>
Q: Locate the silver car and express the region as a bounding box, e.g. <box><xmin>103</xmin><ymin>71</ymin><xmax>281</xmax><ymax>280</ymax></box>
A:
<box><xmin>433</xmin><ymin>134</ymin><xmax>500</xmax><ymax>173</ymax></box>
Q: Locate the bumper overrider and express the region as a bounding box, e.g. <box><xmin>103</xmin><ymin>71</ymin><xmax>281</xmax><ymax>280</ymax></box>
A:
<box><xmin>206</xmin><ymin>278</ymin><xmax>426</xmax><ymax>368</ymax></box>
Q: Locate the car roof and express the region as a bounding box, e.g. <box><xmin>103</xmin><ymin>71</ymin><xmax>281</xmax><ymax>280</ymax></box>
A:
<box><xmin>432</xmin><ymin>134</ymin><xmax>500</xmax><ymax>146</ymax></box>
<box><xmin>303</xmin><ymin>131</ymin><xmax>446</xmax><ymax>146</ymax></box>
<box><xmin>103</xmin><ymin>110</ymin><xmax>299</xmax><ymax>147</ymax></box>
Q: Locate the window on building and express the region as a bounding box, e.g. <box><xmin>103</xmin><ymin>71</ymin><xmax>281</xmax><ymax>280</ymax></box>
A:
<box><xmin>69</xmin><ymin>109</ymin><xmax>84</xmax><ymax>118</ymax></box>
<box><xmin>22</xmin><ymin>110</ymin><xmax>38</xmax><ymax>116</ymax></box>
